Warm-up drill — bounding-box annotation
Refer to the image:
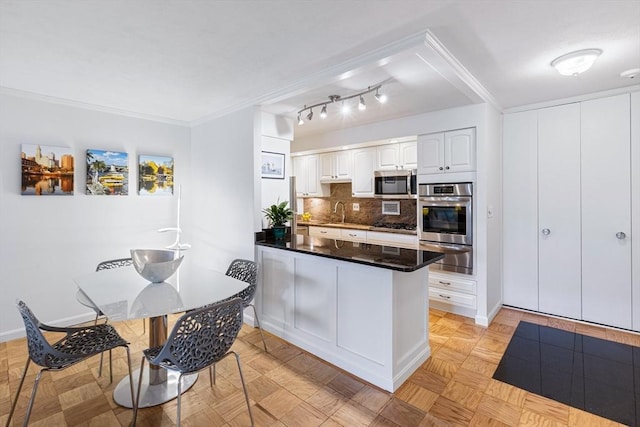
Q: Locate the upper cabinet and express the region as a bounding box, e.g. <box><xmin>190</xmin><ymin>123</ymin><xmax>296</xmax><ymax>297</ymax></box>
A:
<box><xmin>417</xmin><ymin>128</ymin><xmax>475</xmax><ymax>175</ymax></box>
<box><xmin>351</xmin><ymin>147</ymin><xmax>376</xmax><ymax>197</ymax></box>
<box><xmin>292</xmin><ymin>154</ymin><xmax>326</xmax><ymax>197</ymax></box>
<box><xmin>320</xmin><ymin>151</ymin><xmax>352</xmax><ymax>182</ymax></box>
<box><xmin>375</xmin><ymin>141</ymin><xmax>417</xmax><ymax>170</ymax></box>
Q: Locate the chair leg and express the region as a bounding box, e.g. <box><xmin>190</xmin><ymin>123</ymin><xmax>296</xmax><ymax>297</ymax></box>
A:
<box><xmin>124</xmin><ymin>347</ymin><xmax>135</xmax><ymax>427</ymax></box>
<box><xmin>108</xmin><ymin>349</ymin><xmax>113</xmax><ymax>383</ymax></box>
<box><xmin>176</xmin><ymin>373</ymin><xmax>184</xmax><ymax>427</ymax></box>
<box><xmin>209</xmin><ymin>364</ymin><xmax>216</xmax><ymax>387</ymax></box>
<box><xmin>232</xmin><ymin>351</ymin><xmax>254</xmax><ymax>426</ymax></box>
<box><xmin>23</xmin><ymin>370</ymin><xmax>44</xmax><ymax>426</ymax></box>
<box><xmin>5</xmin><ymin>358</ymin><xmax>30</xmax><ymax>427</ymax></box>
<box><xmin>132</xmin><ymin>358</ymin><xmax>146</xmax><ymax>425</ymax></box>
<box><xmin>249</xmin><ymin>304</ymin><xmax>268</xmax><ymax>352</ymax></box>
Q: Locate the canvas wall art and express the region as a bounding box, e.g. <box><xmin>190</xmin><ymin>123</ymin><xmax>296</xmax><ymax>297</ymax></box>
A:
<box><xmin>21</xmin><ymin>144</ymin><xmax>74</xmax><ymax>195</ymax></box>
<box><xmin>86</xmin><ymin>149</ymin><xmax>129</xmax><ymax>195</ymax></box>
<box><xmin>138</xmin><ymin>154</ymin><xmax>174</xmax><ymax>195</ymax></box>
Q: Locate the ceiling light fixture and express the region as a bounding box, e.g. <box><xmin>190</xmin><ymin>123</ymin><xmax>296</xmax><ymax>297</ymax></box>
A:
<box><xmin>296</xmin><ymin>85</ymin><xmax>383</xmax><ymax>125</ymax></box>
<box><xmin>550</xmin><ymin>48</ymin><xmax>602</xmax><ymax>76</ymax></box>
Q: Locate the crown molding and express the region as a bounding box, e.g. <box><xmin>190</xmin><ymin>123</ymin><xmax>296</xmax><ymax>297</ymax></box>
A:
<box><xmin>502</xmin><ymin>84</ymin><xmax>640</xmax><ymax>114</ymax></box>
<box><xmin>0</xmin><ymin>86</ymin><xmax>190</xmax><ymax>127</ymax></box>
<box><xmin>423</xmin><ymin>29</ymin><xmax>501</xmax><ymax>111</ymax></box>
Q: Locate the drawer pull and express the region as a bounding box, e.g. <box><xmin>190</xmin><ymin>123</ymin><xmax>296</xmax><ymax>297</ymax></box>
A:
<box><xmin>320</xmin><ymin>231</ymin><xmax>327</xmax><ymax>234</ymax></box>
<box><xmin>438</xmin><ymin>281</ymin><xmax>451</xmax><ymax>286</ymax></box>
<box><xmin>348</xmin><ymin>233</ymin><xmax>357</xmax><ymax>237</ymax></box>
<box><xmin>438</xmin><ymin>294</ymin><xmax>451</xmax><ymax>299</ymax></box>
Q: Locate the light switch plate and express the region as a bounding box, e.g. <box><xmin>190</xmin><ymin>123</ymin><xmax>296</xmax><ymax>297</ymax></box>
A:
<box><xmin>352</xmin><ymin>203</ymin><xmax>360</xmax><ymax>211</ymax></box>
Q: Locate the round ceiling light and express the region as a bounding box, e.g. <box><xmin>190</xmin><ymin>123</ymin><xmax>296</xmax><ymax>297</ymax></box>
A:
<box><xmin>620</xmin><ymin>68</ymin><xmax>640</xmax><ymax>79</ymax></box>
<box><xmin>551</xmin><ymin>49</ymin><xmax>602</xmax><ymax>76</ymax></box>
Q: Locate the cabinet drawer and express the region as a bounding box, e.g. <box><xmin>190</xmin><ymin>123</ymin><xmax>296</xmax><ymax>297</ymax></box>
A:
<box><xmin>429</xmin><ymin>288</ymin><xmax>476</xmax><ymax>308</ymax></box>
<box><xmin>429</xmin><ymin>274</ymin><xmax>476</xmax><ymax>294</ymax></box>
<box><xmin>366</xmin><ymin>231</ymin><xmax>417</xmax><ymax>249</ymax></box>
<box><xmin>341</xmin><ymin>229</ymin><xmax>366</xmax><ymax>242</ymax></box>
<box><xmin>309</xmin><ymin>227</ymin><xmax>341</xmax><ymax>238</ymax></box>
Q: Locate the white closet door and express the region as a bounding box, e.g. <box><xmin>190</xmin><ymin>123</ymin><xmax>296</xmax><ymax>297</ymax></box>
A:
<box><xmin>581</xmin><ymin>94</ymin><xmax>631</xmax><ymax>329</ymax></box>
<box><xmin>538</xmin><ymin>103</ymin><xmax>582</xmax><ymax>319</ymax></box>
<box><xmin>503</xmin><ymin>111</ymin><xmax>539</xmax><ymax>310</ymax></box>
<box><xmin>632</xmin><ymin>92</ymin><xmax>640</xmax><ymax>331</ymax></box>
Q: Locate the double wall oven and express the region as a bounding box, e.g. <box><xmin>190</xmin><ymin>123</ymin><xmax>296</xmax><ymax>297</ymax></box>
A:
<box><xmin>418</xmin><ymin>182</ymin><xmax>473</xmax><ymax>274</ymax></box>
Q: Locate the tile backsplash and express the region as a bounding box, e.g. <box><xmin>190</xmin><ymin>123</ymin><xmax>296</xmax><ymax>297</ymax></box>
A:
<box><xmin>301</xmin><ymin>183</ymin><xmax>417</xmax><ymax>226</ymax></box>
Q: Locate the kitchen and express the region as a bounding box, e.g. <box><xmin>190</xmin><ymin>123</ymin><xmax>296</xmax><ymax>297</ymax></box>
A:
<box><xmin>1</xmin><ymin>1</ymin><xmax>640</xmax><ymax>425</ymax></box>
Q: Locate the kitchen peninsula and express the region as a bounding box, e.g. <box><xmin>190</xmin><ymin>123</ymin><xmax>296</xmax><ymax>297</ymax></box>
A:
<box><xmin>254</xmin><ymin>233</ymin><xmax>444</xmax><ymax>392</ymax></box>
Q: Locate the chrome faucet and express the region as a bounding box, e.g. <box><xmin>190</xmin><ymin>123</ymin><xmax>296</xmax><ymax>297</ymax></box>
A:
<box><xmin>333</xmin><ymin>201</ymin><xmax>345</xmax><ymax>223</ymax></box>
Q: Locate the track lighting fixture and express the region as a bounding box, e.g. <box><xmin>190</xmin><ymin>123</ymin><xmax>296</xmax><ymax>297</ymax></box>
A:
<box><xmin>296</xmin><ymin>84</ymin><xmax>385</xmax><ymax>125</ymax></box>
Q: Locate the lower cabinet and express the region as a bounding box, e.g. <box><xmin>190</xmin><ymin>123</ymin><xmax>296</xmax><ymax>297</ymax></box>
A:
<box><xmin>309</xmin><ymin>226</ymin><xmax>417</xmax><ymax>248</ymax></box>
<box><xmin>428</xmin><ymin>271</ymin><xmax>477</xmax><ymax>316</ymax></box>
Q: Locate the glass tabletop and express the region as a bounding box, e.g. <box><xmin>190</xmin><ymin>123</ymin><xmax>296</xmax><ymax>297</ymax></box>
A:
<box><xmin>74</xmin><ymin>262</ymin><xmax>247</xmax><ymax>321</ymax></box>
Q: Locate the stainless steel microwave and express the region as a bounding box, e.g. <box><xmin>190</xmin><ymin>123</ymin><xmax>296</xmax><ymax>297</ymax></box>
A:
<box><xmin>374</xmin><ymin>169</ymin><xmax>417</xmax><ymax>199</ymax></box>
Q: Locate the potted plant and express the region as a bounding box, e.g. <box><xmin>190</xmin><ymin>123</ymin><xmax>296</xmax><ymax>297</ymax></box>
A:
<box><xmin>262</xmin><ymin>200</ymin><xmax>293</xmax><ymax>239</ymax></box>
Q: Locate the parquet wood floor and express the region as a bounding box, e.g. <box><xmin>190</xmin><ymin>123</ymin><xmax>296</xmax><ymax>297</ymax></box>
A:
<box><xmin>1</xmin><ymin>307</ymin><xmax>634</xmax><ymax>426</ymax></box>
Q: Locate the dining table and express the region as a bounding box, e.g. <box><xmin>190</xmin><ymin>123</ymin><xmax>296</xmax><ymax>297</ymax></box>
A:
<box><xmin>73</xmin><ymin>258</ymin><xmax>247</xmax><ymax>409</ymax></box>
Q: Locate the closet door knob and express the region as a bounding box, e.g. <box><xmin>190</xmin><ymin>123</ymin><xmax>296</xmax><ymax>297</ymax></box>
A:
<box><xmin>541</xmin><ymin>228</ymin><xmax>551</xmax><ymax>236</ymax></box>
<box><xmin>616</xmin><ymin>232</ymin><xmax>626</xmax><ymax>240</ymax></box>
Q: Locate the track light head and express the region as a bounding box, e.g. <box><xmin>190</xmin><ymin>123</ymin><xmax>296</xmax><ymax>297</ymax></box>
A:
<box><xmin>297</xmin><ymin>113</ymin><xmax>304</xmax><ymax>125</ymax></box>
<box><xmin>320</xmin><ymin>104</ymin><xmax>327</xmax><ymax>119</ymax></box>
<box><xmin>341</xmin><ymin>101</ymin><xmax>350</xmax><ymax>114</ymax></box>
<box><xmin>358</xmin><ymin>95</ymin><xmax>366</xmax><ymax>111</ymax></box>
<box><xmin>375</xmin><ymin>88</ymin><xmax>387</xmax><ymax>104</ymax></box>
<box><xmin>307</xmin><ymin>109</ymin><xmax>313</xmax><ymax>121</ymax></box>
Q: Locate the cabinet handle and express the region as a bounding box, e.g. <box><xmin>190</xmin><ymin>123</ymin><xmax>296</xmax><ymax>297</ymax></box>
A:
<box><xmin>445</xmin><ymin>166</ymin><xmax>450</xmax><ymax>170</ymax></box>
<box><xmin>439</xmin><ymin>167</ymin><xmax>443</xmax><ymax>171</ymax></box>
<box><xmin>348</xmin><ymin>233</ymin><xmax>357</xmax><ymax>237</ymax></box>
<box><xmin>438</xmin><ymin>294</ymin><xmax>451</xmax><ymax>299</ymax></box>
<box><xmin>438</xmin><ymin>281</ymin><xmax>451</xmax><ymax>286</ymax></box>
<box><xmin>616</xmin><ymin>232</ymin><xmax>626</xmax><ymax>240</ymax></box>
<box><xmin>320</xmin><ymin>231</ymin><xmax>327</xmax><ymax>234</ymax></box>
<box><xmin>541</xmin><ymin>228</ymin><xmax>551</xmax><ymax>236</ymax></box>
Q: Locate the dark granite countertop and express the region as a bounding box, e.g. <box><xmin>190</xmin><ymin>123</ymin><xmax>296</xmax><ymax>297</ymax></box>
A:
<box><xmin>255</xmin><ymin>234</ymin><xmax>444</xmax><ymax>272</ymax></box>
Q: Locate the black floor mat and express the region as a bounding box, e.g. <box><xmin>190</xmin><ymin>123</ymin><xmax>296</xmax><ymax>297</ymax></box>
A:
<box><xmin>493</xmin><ymin>321</ymin><xmax>639</xmax><ymax>426</ymax></box>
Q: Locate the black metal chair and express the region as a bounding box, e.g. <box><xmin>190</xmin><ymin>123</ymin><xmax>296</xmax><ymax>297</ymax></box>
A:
<box><xmin>132</xmin><ymin>298</ymin><xmax>254</xmax><ymax>427</ymax></box>
<box><xmin>75</xmin><ymin>257</ymin><xmax>135</xmax><ymax>381</ymax></box>
<box><xmin>6</xmin><ymin>300</ymin><xmax>136</xmax><ymax>427</ymax></box>
<box><xmin>223</xmin><ymin>259</ymin><xmax>267</xmax><ymax>352</ymax></box>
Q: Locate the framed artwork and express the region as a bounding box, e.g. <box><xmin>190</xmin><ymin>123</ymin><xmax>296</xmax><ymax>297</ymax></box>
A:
<box><xmin>21</xmin><ymin>144</ymin><xmax>74</xmax><ymax>195</ymax></box>
<box><xmin>261</xmin><ymin>151</ymin><xmax>285</xmax><ymax>179</ymax></box>
<box><xmin>86</xmin><ymin>149</ymin><xmax>129</xmax><ymax>195</ymax></box>
<box><xmin>138</xmin><ymin>154</ymin><xmax>174</xmax><ymax>195</ymax></box>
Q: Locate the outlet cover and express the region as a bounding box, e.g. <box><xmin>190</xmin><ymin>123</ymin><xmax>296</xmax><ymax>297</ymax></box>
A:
<box><xmin>352</xmin><ymin>203</ymin><xmax>360</xmax><ymax>211</ymax></box>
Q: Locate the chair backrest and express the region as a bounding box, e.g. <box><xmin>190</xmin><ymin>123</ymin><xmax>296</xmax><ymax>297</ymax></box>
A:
<box><xmin>151</xmin><ymin>298</ymin><xmax>244</xmax><ymax>374</ymax></box>
<box><xmin>225</xmin><ymin>259</ymin><xmax>258</xmax><ymax>304</ymax></box>
<box><xmin>96</xmin><ymin>257</ymin><xmax>133</xmax><ymax>271</ymax></box>
<box><xmin>16</xmin><ymin>300</ymin><xmax>79</xmax><ymax>368</ymax></box>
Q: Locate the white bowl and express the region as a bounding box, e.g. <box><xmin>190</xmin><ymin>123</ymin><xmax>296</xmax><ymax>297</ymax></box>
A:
<box><xmin>130</xmin><ymin>249</ymin><xmax>183</xmax><ymax>283</ymax></box>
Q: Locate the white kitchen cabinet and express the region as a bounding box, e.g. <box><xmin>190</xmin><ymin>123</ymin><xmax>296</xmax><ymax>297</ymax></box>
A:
<box><xmin>538</xmin><ymin>103</ymin><xmax>582</xmax><ymax>319</ymax></box>
<box><xmin>417</xmin><ymin>128</ymin><xmax>475</xmax><ymax>174</ymax></box>
<box><xmin>366</xmin><ymin>231</ymin><xmax>417</xmax><ymax>249</ymax></box>
<box><xmin>581</xmin><ymin>94</ymin><xmax>632</xmax><ymax>329</ymax></box>
<box><xmin>309</xmin><ymin>226</ymin><xmax>341</xmax><ymax>239</ymax></box>
<box><xmin>376</xmin><ymin>141</ymin><xmax>418</xmax><ymax>170</ymax></box>
<box><xmin>292</xmin><ymin>154</ymin><xmax>325</xmax><ymax>197</ymax></box>
<box><xmin>320</xmin><ymin>150</ymin><xmax>352</xmax><ymax>182</ymax></box>
<box><xmin>351</xmin><ymin>147</ymin><xmax>376</xmax><ymax>197</ymax></box>
<box><xmin>428</xmin><ymin>271</ymin><xmax>477</xmax><ymax>311</ymax></box>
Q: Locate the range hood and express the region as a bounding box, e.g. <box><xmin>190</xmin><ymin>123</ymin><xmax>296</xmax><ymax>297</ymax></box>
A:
<box><xmin>319</xmin><ymin>177</ymin><xmax>352</xmax><ymax>184</ymax></box>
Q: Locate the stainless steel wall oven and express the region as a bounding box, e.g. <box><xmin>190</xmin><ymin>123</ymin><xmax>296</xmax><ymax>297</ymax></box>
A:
<box><xmin>418</xmin><ymin>182</ymin><xmax>473</xmax><ymax>274</ymax></box>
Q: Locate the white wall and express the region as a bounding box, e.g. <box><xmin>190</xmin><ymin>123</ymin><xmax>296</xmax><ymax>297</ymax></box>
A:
<box><xmin>0</xmin><ymin>93</ymin><xmax>190</xmax><ymax>340</ymax></box>
<box><xmin>188</xmin><ymin>107</ymin><xmax>260</xmax><ymax>272</ymax></box>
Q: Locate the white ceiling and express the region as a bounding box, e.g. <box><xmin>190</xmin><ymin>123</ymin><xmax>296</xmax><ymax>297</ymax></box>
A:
<box><xmin>1</xmin><ymin>0</ymin><xmax>639</xmax><ymax>139</ymax></box>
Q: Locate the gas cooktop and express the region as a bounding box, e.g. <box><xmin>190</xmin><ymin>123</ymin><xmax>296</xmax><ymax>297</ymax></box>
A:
<box><xmin>371</xmin><ymin>221</ymin><xmax>417</xmax><ymax>231</ymax></box>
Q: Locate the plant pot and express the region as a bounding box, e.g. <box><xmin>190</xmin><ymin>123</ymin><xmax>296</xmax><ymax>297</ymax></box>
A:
<box><xmin>272</xmin><ymin>226</ymin><xmax>286</xmax><ymax>240</ymax></box>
